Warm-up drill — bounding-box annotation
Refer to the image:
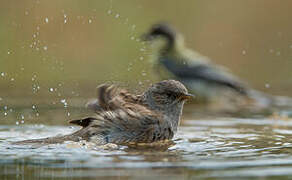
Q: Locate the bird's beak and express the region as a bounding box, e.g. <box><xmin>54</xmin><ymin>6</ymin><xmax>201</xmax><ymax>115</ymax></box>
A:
<box><xmin>141</xmin><ymin>33</ymin><xmax>153</xmax><ymax>41</ymax></box>
<box><xmin>180</xmin><ymin>93</ymin><xmax>195</xmax><ymax>100</ymax></box>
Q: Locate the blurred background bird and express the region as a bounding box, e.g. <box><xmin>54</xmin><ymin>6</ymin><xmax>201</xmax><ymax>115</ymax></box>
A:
<box><xmin>142</xmin><ymin>22</ymin><xmax>292</xmax><ymax>112</ymax></box>
<box><xmin>14</xmin><ymin>80</ymin><xmax>193</xmax><ymax>145</ymax></box>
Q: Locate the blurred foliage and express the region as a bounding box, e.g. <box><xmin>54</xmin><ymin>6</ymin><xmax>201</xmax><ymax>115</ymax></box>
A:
<box><xmin>0</xmin><ymin>0</ymin><xmax>292</xmax><ymax>103</ymax></box>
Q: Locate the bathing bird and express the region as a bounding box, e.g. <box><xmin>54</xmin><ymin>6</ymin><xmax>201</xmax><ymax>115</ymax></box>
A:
<box><xmin>14</xmin><ymin>80</ymin><xmax>193</xmax><ymax>145</ymax></box>
<box><xmin>143</xmin><ymin>23</ymin><xmax>249</xmax><ymax>103</ymax></box>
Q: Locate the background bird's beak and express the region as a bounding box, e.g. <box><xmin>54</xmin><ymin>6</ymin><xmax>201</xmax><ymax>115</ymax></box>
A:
<box><xmin>180</xmin><ymin>93</ymin><xmax>195</xmax><ymax>100</ymax></box>
<box><xmin>141</xmin><ymin>33</ymin><xmax>153</xmax><ymax>41</ymax></box>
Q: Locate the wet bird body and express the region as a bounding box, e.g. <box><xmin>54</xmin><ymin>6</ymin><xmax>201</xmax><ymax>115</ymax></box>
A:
<box><xmin>144</xmin><ymin>23</ymin><xmax>248</xmax><ymax>102</ymax></box>
<box><xmin>14</xmin><ymin>80</ymin><xmax>192</xmax><ymax>145</ymax></box>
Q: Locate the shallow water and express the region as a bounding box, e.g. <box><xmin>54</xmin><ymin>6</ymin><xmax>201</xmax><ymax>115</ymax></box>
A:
<box><xmin>1</xmin><ymin>106</ymin><xmax>292</xmax><ymax>180</ymax></box>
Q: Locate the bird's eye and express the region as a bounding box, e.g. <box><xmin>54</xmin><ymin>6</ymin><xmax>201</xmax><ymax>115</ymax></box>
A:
<box><xmin>165</xmin><ymin>93</ymin><xmax>172</xmax><ymax>97</ymax></box>
<box><xmin>165</xmin><ymin>92</ymin><xmax>176</xmax><ymax>99</ymax></box>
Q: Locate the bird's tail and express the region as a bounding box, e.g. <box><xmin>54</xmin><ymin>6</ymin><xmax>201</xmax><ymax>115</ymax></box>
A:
<box><xmin>12</xmin><ymin>129</ymin><xmax>86</xmax><ymax>145</ymax></box>
<box><xmin>246</xmin><ymin>89</ymin><xmax>292</xmax><ymax>111</ymax></box>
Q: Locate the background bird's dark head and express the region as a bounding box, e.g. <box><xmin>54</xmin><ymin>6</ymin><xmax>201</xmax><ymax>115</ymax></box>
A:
<box><xmin>143</xmin><ymin>23</ymin><xmax>176</xmax><ymax>42</ymax></box>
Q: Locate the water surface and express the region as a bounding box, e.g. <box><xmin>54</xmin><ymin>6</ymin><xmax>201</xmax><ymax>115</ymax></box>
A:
<box><xmin>1</xmin><ymin>106</ymin><xmax>292</xmax><ymax>180</ymax></box>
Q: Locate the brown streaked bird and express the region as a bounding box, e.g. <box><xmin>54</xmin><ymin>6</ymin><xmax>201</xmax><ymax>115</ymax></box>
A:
<box><xmin>143</xmin><ymin>22</ymin><xmax>250</xmax><ymax>103</ymax></box>
<box><xmin>14</xmin><ymin>80</ymin><xmax>193</xmax><ymax>145</ymax></box>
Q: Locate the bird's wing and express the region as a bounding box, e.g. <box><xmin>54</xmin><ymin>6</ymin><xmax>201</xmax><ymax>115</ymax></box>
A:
<box><xmin>160</xmin><ymin>57</ymin><xmax>248</xmax><ymax>95</ymax></box>
<box><xmin>96</xmin><ymin>84</ymin><xmax>123</xmax><ymax>110</ymax></box>
<box><xmin>69</xmin><ymin>107</ymin><xmax>172</xmax><ymax>144</ymax></box>
<box><xmin>86</xmin><ymin>84</ymin><xmax>141</xmax><ymax>111</ymax></box>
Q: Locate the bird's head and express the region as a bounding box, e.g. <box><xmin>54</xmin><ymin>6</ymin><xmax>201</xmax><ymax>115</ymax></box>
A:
<box><xmin>142</xmin><ymin>22</ymin><xmax>186</xmax><ymax>56</ymax></box>
<box><xmin>143</xmin><ymin>22</ymin><xmax>176</xmax><ymax>42</ymax></box>
<box><xmin>143</xmin><ymin>80</ymin><xmax>194</xmax><ymax>111</ymax></box>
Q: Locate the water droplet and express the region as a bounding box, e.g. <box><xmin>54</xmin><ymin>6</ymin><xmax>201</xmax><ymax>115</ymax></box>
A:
<box><xmin>21</xmin><ymin>115</ymin><xmax>24</xmax><ymax>119</ymax></box>
<box><xmin>7</xmin><ymin>51</ymin><xmax>11</xmax><ymax>55</ymax></box>
<box><xmin>16</xmin><ymin>121</ymin><xmax>19</xmax><ymax>125</ymax></box>
<box><xmin>265</xmin><ymin>83</ymin><xmax>270</xmax><ymax>88</ymax></box>
<box><xmin>107</xmin><ymin>10</ymin><xmax>112</xmax><ymax>15</ymax></box>
<box><xmin>4</xmin><ymin>106</ymin><xmax>7</xmax><ymax>110</ymax></box>
<box><xmin>64</xmin><ymin>14</ymin><xmax>67</xmax><ymax>18</ymax></box>
<box><xmin>32</xmin><ymin>105</ymin><xmax>36</xmax><ymax>109</ymax></box>
<box><xmin>115</xmin><ymin>14</ymin><xmax>120</xmax><ymax>18</ymax></box>
<box><xmin>1</xmin><ymin>72</ymin><xmax>5</xmax><ymax>77</ymax></box>
<box><xmin>242</xmin><ymin>50</ymin><xmax>246</xmax><ymax>55</ymax></box>
<box><xmin>88</xmin><ymin>19</ymin><xmax>92</xmax><ymax>24</ymax></box>
<box><xmin>67</xmin><ymin>112</ymin><xmax>71</xmax><ymax>116</ymax></box>
<box><xmin>60</xmin><ymin>99</ymin><xmax>68</xmax><ymax>107</ymax></box>
<box><xmin>43</xmin><ymin>46</ymin><xmax>48</xmax><ymax>51</ymax></box>
<box><xmin>64</xmin><ymin>19</ymin><xmax>67</xmax><ymax>24</ymax></box>
<box><xmin>10</xmin><ymin>78</ymin><xmax>14</xmax><ymax>81</ymax></box>
<box><xmin>49</xmin><ymin>88</ymin><xmax>54</xmax><ymax>92</ymax></box>
<box><xmin>45</xmin><ymin>17</ymin><xmax>49</xmax><ymax>23</ymax></box>
<box><xmin>4</xmin><ymin>112</ymin><xmax>7</xmax><ymax>116</ymax></box>
<box><xmin>36</xmin><ymin>113</ymin><xmax>39</xmax><ymax>117</ymax></box>
<box><xmin>21</xmin><ymin>120</ymin><xmax>24</xmax><ymax>124</ymax></box>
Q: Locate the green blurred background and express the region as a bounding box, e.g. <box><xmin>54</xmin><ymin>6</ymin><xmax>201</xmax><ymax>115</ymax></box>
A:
<box><xmin>1</xmin><ymin>0</ymin><xmax>292</xmax><ymax>105</ymax></box>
